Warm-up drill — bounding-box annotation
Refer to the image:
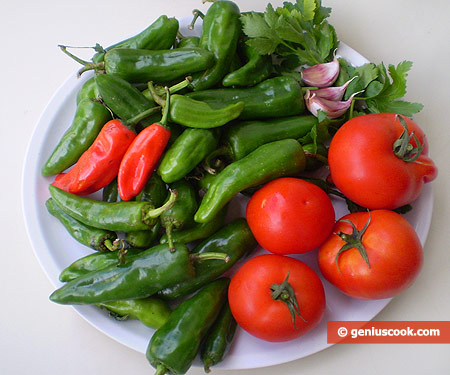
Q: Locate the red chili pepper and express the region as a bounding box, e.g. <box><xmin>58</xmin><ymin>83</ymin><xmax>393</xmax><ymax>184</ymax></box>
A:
<box><xmin>52</xmin><ymin>119</ymin><xmax>136</xmax><ymax>195</ymax></box>
<box><xmin>118</xmin><ymin>88</ymin><xmax>172</xmax><ymax>201</ymax></box>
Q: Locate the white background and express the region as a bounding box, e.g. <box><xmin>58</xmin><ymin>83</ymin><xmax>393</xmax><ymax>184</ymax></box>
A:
<box><xmin>2</xmin><ymin>0</ymin><xmax>449</xmax><ymax>374</ymax></box>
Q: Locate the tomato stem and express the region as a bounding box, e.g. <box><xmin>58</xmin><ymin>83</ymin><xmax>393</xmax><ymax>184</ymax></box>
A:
<box><xmin>392</xmin><ymin>115</ymin><xmax>425</xmax><ymax>162</ymax></box>
<box><xmin>270</xmin><ymin>272</ymin><xmax>307</xmax><ymax>329</ymax></box>
<box><xmin>334</xmin><ymin>213</ymin><xmax>372</xmax><ymax>273</ymax></box>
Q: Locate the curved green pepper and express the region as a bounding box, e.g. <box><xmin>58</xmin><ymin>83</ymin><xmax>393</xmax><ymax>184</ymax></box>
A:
<box><xmin>190</xmin><ymin>1</ymin><xmax>241</xmax><ymax>91</ymax></box>
<box><xmin>160</xmin><ymin>180</ymin><xmax>198</xmax><ymax>250</ymax></box>
<box><xmin>49</xmin><ymin>185</ymin><xmax>177</xmax><ymax>232</ymax></box>
<box><xmin>46</xmin><ymin>198</ymin><xmax>116</xmax><ymax>252</ymax></box>
<box><xmin>102</xmin><ymin>47</ymin><xmax>215</xmax><ymax>84</ymax></box>
<box><xmin>223</xmin><ymin>115</ymin><xmax>318</xmax><ymax>160</ymax></box>
<box><xmin>41</xmin><ymin>98</ymin><xmax>111</xmax><ymax>176</ymax></box>
<box><xmin>157</xmin><ymin>218</ymin><xmax>256</xmax><ymax>300</ymax></box>
<box><xmin>158</xmin><ymin>128</ymin><xmax>220</xmax><ymax>183</ymax></box>
<box><xmin>146</xmin><ymin>278</ymin><xmax>230</xmax><ymax>375</ymax></box>
<box><xmin>159</xmin><ymin>207</ymin><xmax>225</xmax><ymax>246</ymax></box>
<box><xmin>195</xmin><ymin>139</ymin><xmax>306</xmax><ymax>223</ymax></box>
<box><xmin>76</xmin><ymin>77</ymin><xmax>100</xmax><ymax>104</ymax></box>
<box><xmin>169</xmin><ymin>95</ymin><xmax>244</xmax><ymax>129</ymax></box>
<box><xmin>93</xmin><ymin>15</ymin><xmax>179</xmax><ymax>63</ymax></box>
<box><xmin>99</xmin><ymin>298</ymin><xmax>171</xmax><ymax>329</ymax></box>
<box><xmin>59</xmin><ymin>249</ymin><xmax>144</xmax><ymax>282</ymax></box>
<box><xmin>222</xmin><ymin>43</ymin><xmax>273</xmax><ymax>87</ymax></box>
<box><xmin>177</xmin><ymin>36</ymin><xmax>200</xmax><ymax>49</ymax></box>
<box><xmin>49</xmin><ymin>243</ymin><xmax>195</xmax><ymax>305</ymax></box>
<box><xmin>186</xmin><ymin>76</ymin><xmax>305</xmax><ymax>120</ymax></box>
<box><xmin>201</xmin><ymin>301</ymin><xmax>237</xmax><ymax>373</ymax></box>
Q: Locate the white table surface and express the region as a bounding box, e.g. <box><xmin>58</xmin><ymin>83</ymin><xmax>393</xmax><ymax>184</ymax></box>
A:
<box><xmin>1</xmin><ymin>0</ymin><xmax>449</xmax><ymax>374</ymax></box>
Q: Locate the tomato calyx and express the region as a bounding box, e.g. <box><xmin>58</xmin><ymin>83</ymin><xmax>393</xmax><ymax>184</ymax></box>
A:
<box><xmin>392</xmin><ymin>115</ymin><xmax>425</xmax><ymax>162</ymax></box>
<box><xmin>270</xmin><ymin>272</ymin><xmax>307</xmax><ymax>328</ymax></box>
<box><xmin>334</xmin><ymin>214</ymin><xmax>372</xmax><ymax>273</ymax></box>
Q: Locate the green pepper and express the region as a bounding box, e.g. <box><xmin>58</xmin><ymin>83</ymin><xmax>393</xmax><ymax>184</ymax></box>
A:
<box><xmin>49</xmin><ymin>185</ymin><xmax>177</xmax><ymax>232</ymax></box>
<box><xmin>222</xmin><ymin>115</ymin><xmax>319</xmax><ymax>161</ymax></box>
<box><xmin>76</xmin><ymin>77</ymin><xmax>100</xmax><ymax>104</ymax></box>
<box><xmin>222</xmin><ymin>43</ymin><xmax>273</xmax><ymax>87</ymax></box>
<box><xmin>49</xmin><ymin>243</ymin><xmax>228</xmax><ymax>305</ymax></box>
<box><xmin>157</xmin><ymin>218</ymin><xmax>256</xmax><ymax>300</ymax></box>
<box><xmin>95</xmin><ymin>74</ymin><xmax>158</xmax><ymax>129</ymax></box>
<box><xmin>190</xmin><ymin>1</ymin><xmax>241</xmax><ymax>91</ymax></box>
<box><xmin>159</xmin><ymin>207</ymin><xmax>225</xmax><ymax>246</ymax></box>
<box><xmin>168</xmin><ymin>95</ymin><xmax>244</xmax><ymax>129</ymax></box>
<box><xmin>160</xmin><ymin>180</ymin><xmax>198</xmax><ymax>250</ymax></box>
<box><xmin>201</xmin><ymin>301</ymin><xmax>237</xmax><ymax>373</ymax></box>
<box><xmin>177</xmin><ymin>36</ymin><xmax>200</xmax><ymax>49</ymax></box>
<box><xmin>99</xmin><ymin>47</ymin><xmax>215</xmax><ymax>84</ymax></box>
<box><xmin>195</xmin><ymin>139</ymin><xmax>306</xmax><ymax>223</ymax></box>
<box><xmin>124</xmin><ymin>174</ymin><xmax>168</xmax><ymax>248</ymax></box>
<box><xmin>59</xmin><ymin>249</ymin><xmax>144</xmax><ymax>282</ymax></box>
<box><xmin>146</xmin><ymin>278</ymin><xmax>230</xmax><ymax>375</ymax></box>
<box><xmin>46</xmin><ymin>198</ymin><xmax>117</xmax><ymax>252</ymax></box>
<box><xmin>93</xmin><ymin>15</ymin><xmax>179</xmax><ymax>63</ymax></box>
<box><xmin>99</xmin><ymin>298</ymin><xmax>171</xmax><ymax>329</ymax></box>
<box><xmin>158</xmin><ymin>128</ymin><xmax>220</xmax><ymax>184</ymax></box>
<box><xmin>41</xmin><ymin>98</ymin><xmax>112</xmax><ymax>176</ymax></box>
<box><xmin>186</xmin><ymin>76</ymin><xmax>305</xmax><ymax>120</ymax></box>
<box><xmin>102</xmin><ymin>178</ymin><xmax>119</xmax><ymax>203</ymax></box>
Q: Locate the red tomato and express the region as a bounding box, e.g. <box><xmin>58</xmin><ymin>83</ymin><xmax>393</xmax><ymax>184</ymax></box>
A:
<box><xmin>318</xmin><ymin>210</ymin><xmax>423</xmax><ymax>299</ymax></box>
<box><xmin>328</xmin><ymin>113</ymin><xmax>437</xmax><ymax>209</ymax></box>
<box><xmin>228</xmin><ymin>254</ymin><xmax>326</xmax><ymax>342</ymax></box>
<box><xmin>246</xmin><ymin>177</ymin><xmax>335</xmax><ymax>254</ymax></box>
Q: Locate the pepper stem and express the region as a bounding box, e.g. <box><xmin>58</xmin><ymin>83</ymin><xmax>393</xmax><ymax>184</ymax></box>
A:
<box><xmin>202</xmin><ymin>146</ymin><xmax>231</xmax><ymax>175</ymax></box>
<box><xmin>58</xmin><ymin>45</ymin><xmax>105</xmax><ymax>77</ymax></box>
<box><xmin>155</xmin><ymin>364</ymin><xmax>168</xmax><ymax>375</ymax></box>
<box><xmin>103</xmin><ymin>239</ymin><xmax>115</xmax><ymax>252</ymax></box>
<box><xmin>164</xmin><ymin>221</ymin><xmax>176</xmax><ymax>253</ymax></box>
<box><xmin>270</xmin><ymin>272</ymin><xmax>306</xmax><ymax>329</ymax></box>
<box><xmin>144</xmin><ymin>189</ymin><xmax>178</xmax><ymax>220</ymax></box>
<box><xmin>148</xmin><ymin>82</ymin><xmax>166</xmax><ymax>107</ymax></box>
<box><xmin>189</xmin><ymin>9</ymin><xmax>205</xmax><ymax>30</ymax></box>
<box><xmin>125</xmin><ymin>106</ymin><xmax>161</xmax><ymax>127</ymax></box>
<box><xmin>160</xmin><ymin>87</ymin><xmax>171</xmax><ymax>126</ymax></box>
<box><xmin>190</xmin><ymin>252</ymin><xmax>230</xmax><ymax>263</ymax></box>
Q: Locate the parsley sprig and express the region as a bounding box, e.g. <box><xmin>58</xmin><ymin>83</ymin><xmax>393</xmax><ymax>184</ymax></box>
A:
<box><xmin>240</xmin><ymin>0</ymin><xmax>338</xmax><ymax>66</ymax></box>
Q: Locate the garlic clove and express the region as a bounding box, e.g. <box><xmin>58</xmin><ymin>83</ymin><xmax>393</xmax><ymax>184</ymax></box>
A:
<box><xmin>301</xmin><ymin>57</ymin><xmax>340</xmax><ymax>88</ymax></box>
<box><xmin>305</xmin><ymin>89</ymin><xmax>363</xmax><ymax>119</ymax></box>
<box><xmin>313</xmin><ymin>76</ymin><xmax>358</xmax><ymax>101</ymax></box>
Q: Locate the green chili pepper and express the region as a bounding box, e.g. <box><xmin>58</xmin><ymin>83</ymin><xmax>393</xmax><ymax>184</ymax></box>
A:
<box><xmin>158</xmin><ymin>128</ymin><xmax>220</xmax><ymax>183</ymax></box>
<box><xmin>201</xmin><ymin>301</ymin><xmax>237</xmax><ymax>373</ymax></box>
<box><xmin>46</xmin><ymin>198</ymin><xmax>116</xmax><ymax>252</ymax></box>
<box><xmin>168</xmin><ymin>95</ymin><xmax>244</xmax><ymax>129</ymax></box>
<box><xmin>222</xmin><ymin>115</ymin><xmax>319</xmax><ymax>161</ymax></box>
<box><xmin>195</xmin><ymin>139</ymin><xmax>306</xmax><ymax>223</ymax></box>
<box><xmin>102</xmin><ymin>178</ymin><xmax>119</xmax><ymax>203</ymax></box>
<box><xmin>177</xmin><ymin>36</ymin><xmax>200</xmax><ymax>49</ymax></box>
<box><xmin>160</xmin><ymin>180</ymin><xmax>198</xmax><ymax>251</ymax></box>
<box><xmin>146</xmin><ymin>278</ymin><xmax>230</xmax><ymax>375</ymax></box>
<box><xmin>49</xmin><ymin>243</ymin><xmax>229</xmax><ymax>305</ymax></box>
<box><xmin>157</xmin><ymin>218</ymin><xmax>256</xmax><ymax>300</ymax></box>
<box><xmin>190</xmin><ymin>1</ymin><xmax>241</xmax><ymax>91</ymax></box>
<box><xmin>99</xmin><ymin>298</ymin><xmax>171</xmax><ymax>329</ymax></box>
<box><xmin>124</xmin><ymin>174</ymin><xmax>168</xmax><ymax>248</ymax></box>
<box><xmin>76</xmin><ymin>77</ymin><xmax>100</xmax><ymax>104</ymax></box>
<box><xmin>159</xmin><ymin>207</ymin><xmax>226</xmax><ymax>245</ymax></box>
<box><xmin>49</xmin><ymin>185</ymin><xmax>177</xmax><ymax>232</ymax></box>
<box><xmin>95</xmin><ymin>74</ymin><xmax>158</xmax><ymax>129</ymax></box>
<box><xmin>41</xmin><ymin>98</ymin><xmax>111</xmax><ymax>176</ymax></box>
<box><xmin>97</xmin><ymin>48</ymin><xmax>215</xmax><ymax>84</ymax></box>
<box><xmin>222</xmin><ymin>43</ymin><xmax>273</xmax><ymax>87</ymax></box>
<box><xmin>186</xmin><ymin>76</ymin><xmax>305</xmax><ymax>120</ymax></box>
<box><xmin>92</xmin><ymin>15</ymin><xmax>179</xmax><ymax>63</ymax></box>
<box><xmin>59</xmin><ymin>249</ymin><xmax>144</xmax><ymax>282</ymax></box>
<box><xmin>228</xmin><ymin>52</ymin><xmax>242</xmax><ymax>73</ymax></box>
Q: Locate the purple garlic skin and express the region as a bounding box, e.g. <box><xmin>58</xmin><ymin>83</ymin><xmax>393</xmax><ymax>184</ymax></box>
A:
<box><xmin>313</xmin><ymin>77</ymin><xmax>358</xmax><ymax>101</ymax></box>
<box><xmin>301</xmin><ymin>57</ymin><xmax>340</xmax><ymax>88</ymax></box>
<box><xmin>304</xmin><ymin>89</ymin><xmax>363</xmax><ymax>119</ymax></box>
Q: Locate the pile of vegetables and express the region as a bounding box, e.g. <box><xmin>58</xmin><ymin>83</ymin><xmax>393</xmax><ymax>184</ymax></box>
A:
<box><xmin>42</xmin><ymin>1</ymin><xmax>438</xmax><ymax>374</ymax></box>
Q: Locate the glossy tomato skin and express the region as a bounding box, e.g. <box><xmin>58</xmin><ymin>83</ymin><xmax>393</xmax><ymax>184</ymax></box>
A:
<box><xmin>318</xmin><ymin>210</ymin><xmax>423</xmax><ymax>300</ymax></box>
<box><xmin>228</xmin><ymin>254</ymin><xmax>326</xmax><ymax>342</ymax></box>
<box><xmin>246</xmin><ymin>178</ymin><xmax>335</xmax><ymax>254</ymax></box>
<box><xmin>328</xmin><ymin>113</ymin><xmax>437</xmax><ymax>209</ymax></box>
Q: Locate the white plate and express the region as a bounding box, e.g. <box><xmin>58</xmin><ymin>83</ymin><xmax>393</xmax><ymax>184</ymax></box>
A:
<box><xmin>22</xmin><ymin>19</ymin><xmax>434</xmax><ymax>370</ymax></box>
